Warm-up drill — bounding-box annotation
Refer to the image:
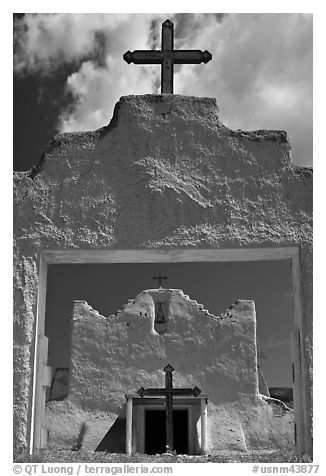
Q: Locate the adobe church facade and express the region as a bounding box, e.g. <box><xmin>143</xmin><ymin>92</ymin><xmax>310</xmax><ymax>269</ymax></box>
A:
<box><xmin>14</xmin><ymin>92</ymin><xmax>312</xmax><ymax>456</ymax></box>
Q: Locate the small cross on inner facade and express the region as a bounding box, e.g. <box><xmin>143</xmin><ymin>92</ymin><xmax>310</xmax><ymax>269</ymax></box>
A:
<box><xmin>152</xmin><ymin>271</ymin><xmax>168</xmax><ymax>289</ymax></box>
<box><xmin>123</xmin><ymin>19</ymin><xmax>212</xmax><ymax>94</ymax></box>
<box><xmin>137</xmin><ymin>364</ymin><xmax>201</xmax><ymax>453</ymax></box>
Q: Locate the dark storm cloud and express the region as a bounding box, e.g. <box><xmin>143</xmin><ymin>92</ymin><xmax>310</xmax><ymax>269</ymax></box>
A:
<box><xmin>173</xmin><ymin>12</ymin><xmax>226</xmax><ymax>45</ymax></box>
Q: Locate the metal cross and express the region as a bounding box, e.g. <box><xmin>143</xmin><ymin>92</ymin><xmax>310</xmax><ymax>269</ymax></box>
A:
<box><xmin>137</xmin><ymin>364</ymin><xmax>201</xmax><ymax>453</ymax></box>
<box><xmin>152</xmin><ymin>271</ymin><xmax>168</xmax><ymax>288</ymax></box>
<box><xmin>123</xmin><ymin>19</ymin><xmax>212</xmax><ymax>94</ymax></box>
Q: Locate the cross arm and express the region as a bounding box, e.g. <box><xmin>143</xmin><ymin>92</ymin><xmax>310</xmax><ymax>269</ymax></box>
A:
<box><xmin>173</xmin><ymin>50</ymin><xmax>212</xmax><ymax>64</ymax></box>
<box><xmin>172</xmin><ymin>387</ymin><xmax>202</xmax><ymax>397</ymax></box>
<box><xmin>140</xmin><ymin>388</ymin><xmax>197</xmax><ymax>396</ymax></box>
<box><xmin>123</xmin><ymin>50</ymin><xmax>212</xmax><ymax>65</ymax></box>
<box><xmin>137</xmin><ymin>387</ymin><xmax>166</xmax><ymax>397</ymax></box>
<box><xmin>137</xmin><ymin>386</ymin><xmax>201</xmax><ymax>397</ymax></box>
<box><xmin>123</xmin><ymin>51</ymin><xmax>163</xmax><ymax>64</ymax></box>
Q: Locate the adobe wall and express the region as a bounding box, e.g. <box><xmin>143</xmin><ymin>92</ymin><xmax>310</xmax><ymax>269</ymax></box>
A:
<box><xmin>13</xmin><ymin>94</ymin><xmax>312</xmax><ymax>455</ymax></box>
<box><xmin>45</xmin><ymin>291</ymin><xmax>294</xmax><ymax>453</ymax></box>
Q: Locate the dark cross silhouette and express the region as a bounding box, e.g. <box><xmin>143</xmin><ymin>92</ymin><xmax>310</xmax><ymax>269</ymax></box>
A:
<box><xmin>137</xmin><ymin>364</ymin><xmax>201</xmax><ymax>453</ymax></box>
<box><xmin>123</xmin><ymin>19</ymin><xmax>212</xmax><ymax>94</ymax></box>
<box><xmin>152</xmin><ymin>271</ymin><xmax>168</xmax><ymax>288</ymax></box>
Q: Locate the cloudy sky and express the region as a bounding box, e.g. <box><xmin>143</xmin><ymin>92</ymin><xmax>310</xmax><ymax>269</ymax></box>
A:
<box><xmin>13</xmin><ymin>12</ymin><xmax>313</xmax><ymax>170</ymax></box>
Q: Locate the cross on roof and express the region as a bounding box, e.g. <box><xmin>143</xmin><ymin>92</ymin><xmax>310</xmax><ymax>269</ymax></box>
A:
<box><xmin>137</xmin><ymin>364</ymin><xmax>201</xmax><ymax>452</ymax></box>
<box><xmin>123</xmin><ymin>19</ymin><xmax>212</xmax><ymax>94</ymax></box>
<box><xmin>152</xmin><ymin>271</ymin><xmax>168</xmax><ymax>288</ymax></box>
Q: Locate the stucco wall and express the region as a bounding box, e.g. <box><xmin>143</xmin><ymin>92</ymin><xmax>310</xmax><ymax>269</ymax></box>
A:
<box><xmin>13</xmin><ymin>94</ymin><xmax>312</xmax><ymax>455</ymax></box>
<box><xmin>70</xmin><ymin>293</ymin><xmax>258</xmax><ymax>407</ymax></box>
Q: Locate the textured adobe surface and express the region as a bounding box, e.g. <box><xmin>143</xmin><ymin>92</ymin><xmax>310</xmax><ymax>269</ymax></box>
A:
<box><xmin>45</xmin><ymin>291</ymin><xmax>294</xmax><ymax>452</ymax></box>
<box><xmin>13</xmin><ymin>94</ymin><xmax>312</xmax><ymax>454</ymax></box>
<box><xmin>14</xmin><ymin>95</ymin><xmax>312</xmax><ymax>250</ymax></box>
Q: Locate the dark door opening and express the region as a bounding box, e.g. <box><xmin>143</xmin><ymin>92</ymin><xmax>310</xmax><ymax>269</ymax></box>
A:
<box><xmin>145</xmin><ymin>409</ymin><xmax>189</xmax><ymax>454</ymax></box>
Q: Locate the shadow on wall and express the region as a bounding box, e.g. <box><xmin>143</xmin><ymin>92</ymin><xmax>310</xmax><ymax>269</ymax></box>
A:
<box><xmin>47</xmin><ymin>367</ymin><xmax>69</xmax><ymax>402</ymax></box>
<box><xmin>95</xmin><ymin>405</ymin><xmax>126</xmax><ymax>453</ymax></box>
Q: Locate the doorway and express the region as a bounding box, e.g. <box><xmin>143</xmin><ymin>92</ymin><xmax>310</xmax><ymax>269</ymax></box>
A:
<box><xmin>31</xmin><ymin>247</ymin><xmax>307</xmax><ymax>455</ymax></box>
<box><xmin>144</xmin><ymin>409</ymin><xmax>189</xmax><ymax>454</ymax></box>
